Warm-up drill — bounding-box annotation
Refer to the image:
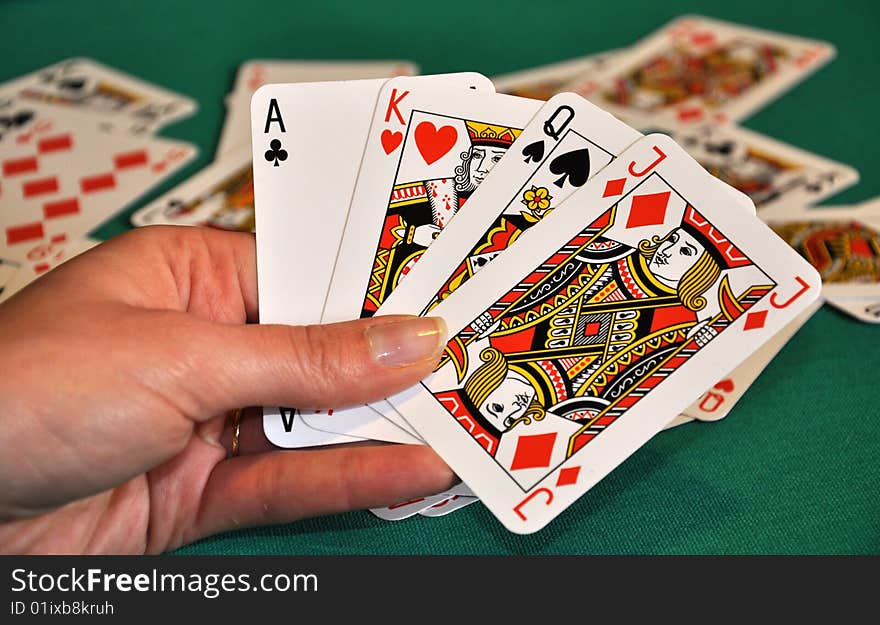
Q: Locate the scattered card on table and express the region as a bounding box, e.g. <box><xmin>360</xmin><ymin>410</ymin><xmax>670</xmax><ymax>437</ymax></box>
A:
<box><xmin>131</xmin><ymin>144</ymin><xmax>255</xmax><ymax>231</ymax></box>
<box><xmin>0</xmin><ymin>100</ymin><xmax>197</xmax><ymax>269</ymax></box>
<box><xmin>0</xmin><ymin>58</ymin><xmax>197</xmax><ymax>135</ymax></box>
<box><xmin>563</xmin><ymin>15</ymin><xmax>835</xmax><ymax>128</ymax></box>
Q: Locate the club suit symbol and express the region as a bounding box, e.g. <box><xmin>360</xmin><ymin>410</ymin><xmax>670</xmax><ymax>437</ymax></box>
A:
<box><xmin>265</xmin><ymin>138</ymin><xmax>288</xmax><ymax>167</ymax></box>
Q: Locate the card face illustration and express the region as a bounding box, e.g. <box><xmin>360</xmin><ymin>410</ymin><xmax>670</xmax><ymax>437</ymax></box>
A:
<box><xmin>388</xmin><ymin>134</ymin><xmax>821</xmax><ymax>533</ymax></box>
<box><xmin>767</xmin><ymin>208</ymin><xmax>880</xmax><ymax>289</ymax></box>
<box><xmin>564</xmin><ymin>15</ymin><xmax>835</xmax><ymax>127</ymax></box>
<box><xmin>766</xmin><ymin>206</ymin><xmax>880</xmax><ymax>322</ymax></box>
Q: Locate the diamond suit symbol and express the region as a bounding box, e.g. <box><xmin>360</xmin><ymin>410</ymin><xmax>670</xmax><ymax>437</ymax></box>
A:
<box><xmin>625</xmin><ymin>191</ymin><xmax>671</xmax><ymax>229</ymax></box>
<box><xmin>556</xmin><ymin>466</ymin><xmax>581</xmax><ymax>487</ymax></box>
<box><xmin>603</xmin><ymin>177</ymin><xmax>627</xmax><ymax>197</ymax></box>
<box><xmin>743</xmin><ymin>310</ymin><xmax>768</xmax><ymax>331</ymax></box>
<box><xmin>509</xmin><ymin>433</ymin><xmax>557</xmax><ymax>471</ymax></box>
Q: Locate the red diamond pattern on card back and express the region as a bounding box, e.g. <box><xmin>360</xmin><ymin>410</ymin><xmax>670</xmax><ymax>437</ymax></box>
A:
<box><xmin>81</xmin><ymin>173</ymin><xmax>116</xmax><ymax>193</ymax></box>
<box><xmin>38</xmin><ymin>134</ymin><xmax>73</xmax><ymax>154</ymax></box>
<box><xmin>6</xmin><ymin>222</ymin><xmax>43</xmax><ymax>245</ymax></box>
<box><xmin>114</xmin><ymin>150</ymin><xmax>148</xmax><ymax>170</ymax></box>
<box><xmin>603</xmin><ymin>177</ymin><xmax>626</xmax><ymax>197</ymax></box>
<box><xmin>743</xmin><ymin>310</ymin><xmax>768</xmax><ymax>331</ymax></box>
<box><xmin>3</xmin><ymin>156</ymin><xmax>38</xmax><ymax>176</ymax></box>
<box><xmin>23</xmin><ymin>176</ymin><xmax>58</xmax><ymax>198</ymax></box>
<box><xmin>626</xmin><ymin>191</ymin><xmax>671</xmax><ymax>229</ymax></box>
<box><xmin>509</xmin><ymin>432</ymin><xmax>557</xmax><ymax>471</ymax></box>
<box><xmin>556</xmin><ymin>466</ymin><xmax>581</xmax><ymax>487</ymax></box>
<box><xmin>43</xmin><ymin>198</ymin><xmax>80</xmax><ymax>219</ymax></box>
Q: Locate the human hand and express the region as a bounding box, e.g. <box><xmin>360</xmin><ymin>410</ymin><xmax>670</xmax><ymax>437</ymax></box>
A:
<box><xmin>0</xmin><ymin>226</ymin><xmax>453</xmax><ymax>554</ymax></box>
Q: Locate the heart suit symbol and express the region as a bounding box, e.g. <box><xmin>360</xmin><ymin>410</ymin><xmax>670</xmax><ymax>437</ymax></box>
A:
<box><xmin>414</xmin><ymin>121</ymin><xmax>458</xmax><ymax>165</ymax></box>
<box><xmin>381</xmin><ymin>129</ymin><xmax>403</xmax><ymax>155</ymax></box>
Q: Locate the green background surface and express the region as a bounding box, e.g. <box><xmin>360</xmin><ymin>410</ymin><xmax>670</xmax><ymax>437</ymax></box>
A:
<box><xmin>2</xmin><ymin>0</ymin><xmax>877</xmax><ymax>554</ymax></box>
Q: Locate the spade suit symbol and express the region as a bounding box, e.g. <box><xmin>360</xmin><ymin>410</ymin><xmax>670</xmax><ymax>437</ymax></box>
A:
<box><xmin>521</xmin><ymin>140</ymin><xmax>545</xmax><ymax>163</ymax></box>
<box><xmin>548</xmin><ymin>148</ymin><xmax>590</xmax><ymax>188</ymax></box>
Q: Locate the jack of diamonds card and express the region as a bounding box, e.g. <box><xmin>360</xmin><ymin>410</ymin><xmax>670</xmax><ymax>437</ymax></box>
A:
<box><xmin>387</xmin><ymin>134</ymin><xmax>821</xmax><ymax>533</ymax></box>
<box><xmin>370</xmin><ymin>94</ymin><xmax>752</xmax><ymax>431</ymax></box>
<box><xmin>564</xmin><ymin>15</ymin><xmax>835</xmax><ymax>128</ymax></box>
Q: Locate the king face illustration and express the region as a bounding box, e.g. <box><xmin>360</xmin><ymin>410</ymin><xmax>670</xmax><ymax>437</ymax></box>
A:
<box><xmin>361</xmin><ymin>120</ymin><xmax>523</xmax><ymax>315</ymax></box>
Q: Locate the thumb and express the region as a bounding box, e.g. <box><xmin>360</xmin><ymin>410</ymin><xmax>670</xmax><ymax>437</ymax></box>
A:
<box><xmin>177</xmin><ymin>314</ymin><xmax>448</xmax><ymax>416</ymax></box>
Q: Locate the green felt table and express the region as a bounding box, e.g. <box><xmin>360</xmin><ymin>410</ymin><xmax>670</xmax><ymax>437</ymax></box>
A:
<box><xmin>3</xmin><ymin>0</ymin><xmax>878</xmax><ymax>555</ymax></box>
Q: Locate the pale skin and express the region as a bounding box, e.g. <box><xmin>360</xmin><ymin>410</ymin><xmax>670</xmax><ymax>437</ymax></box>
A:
<box><xmin>0</xmin><ymin>226</ymin><xmax>455</xmax><ymax>554</ymax></box>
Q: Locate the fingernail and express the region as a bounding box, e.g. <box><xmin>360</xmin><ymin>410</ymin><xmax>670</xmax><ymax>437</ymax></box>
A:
<box><xmin>367</xmin><ymin>317</ymin><xmax>447</xmax><ymax>368</ymax></box>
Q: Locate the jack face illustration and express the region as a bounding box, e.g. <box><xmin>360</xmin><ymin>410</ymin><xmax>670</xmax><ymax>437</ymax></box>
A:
<box><xmin>429</xmin><ymin>177</ymin><xmax>775</xmax><ymax>489</ymax></box>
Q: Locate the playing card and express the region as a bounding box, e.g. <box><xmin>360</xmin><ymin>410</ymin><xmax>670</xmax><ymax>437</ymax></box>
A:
<box><xmin>492</xmin><ymin>50</ymin><xmax>622</xmax><ymax>100</ymax></box>
<box><xmin>130</xmin><ymin>145</ymin><xmax>255</xmax><ymax>231</ymax></box>
<box><xmin>369</xmin><ymin>493</ymin><xmax>452</xmax><ymax>521</ymax></box>
<box><xmin>823</xmin><ymin>297</ymin><xmax>880</xmax><ymax>324</ymax></box>
<box><xmin>386</xmin><ymin>134</ymin><xmax>822</xmax><ymax>533</ymax></box>
<box><xmin>663</xmin><ymin>123</ymin><xmax>858</xmax><ymax>217</ymax></box>
<box><xmin>217</xmin><ymin>60</ymin><xmax>418</xmax><ymax>156</ymax></box>
<box><xmin>0</xmin><ymin>236</ymin><xmax>99</xmax><ymax>304</ymax></box>
<box><xmin>305</xmin><ymin>80</ymin><xmax>543</xmax><ymax>442</ymax></box>
<box><xmin>418</xmin><ymin>495</ymin><xmax>480</xmax><ymax>517</ymax></box>
<box><xmin>252</xmin><ymin>74</ymin><xmax>494</xmax><ymax>447</ymax></box>
<box><xmin>370</xmin><ymin>481</ymin><xmax>474</xmax><ymax>520</ymax></box>
<box><xmin>365</xmin><ymin>93</ymin><xmax>641</xmax><ymax>429</ymax></box>
<box><xmin>765</xmin><ymin>205</ymin><xmax>880</xmax><ymax>323</ymax></box>
<box><xmin>563</xmin><ymin>15</ymin><xmax>835</xmax><ymax>128</ymax></box>
<box><xmin>0</xmin><ymin>58</ymin><xmax>197</xmax><ymax>135</ymax></box>
<box><xmin>0</xmin><ymin>100</ymin><xmax>197</xmax><ymax>265</ymax></box>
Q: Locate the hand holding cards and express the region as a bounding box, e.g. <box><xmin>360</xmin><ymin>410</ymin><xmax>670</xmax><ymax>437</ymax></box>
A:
<box><xmin>251</xmin><ymin>71</ymin><xmax>822</xmax><ymax>533</ymax></box>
